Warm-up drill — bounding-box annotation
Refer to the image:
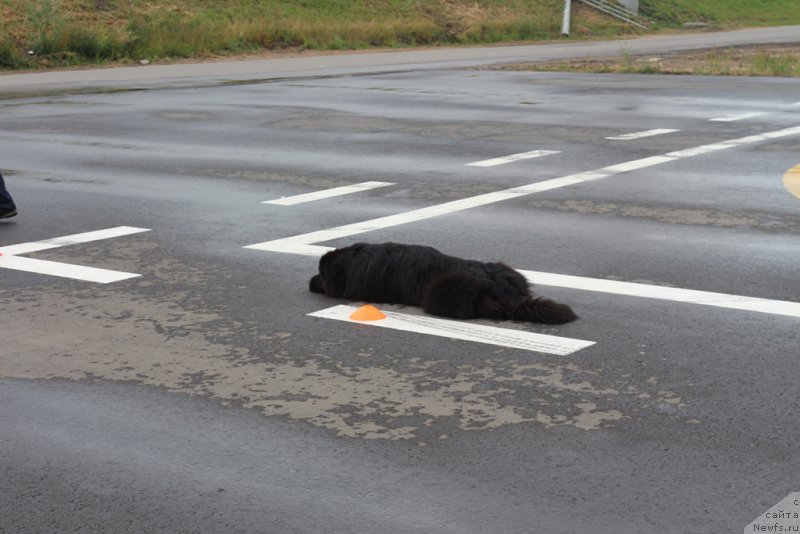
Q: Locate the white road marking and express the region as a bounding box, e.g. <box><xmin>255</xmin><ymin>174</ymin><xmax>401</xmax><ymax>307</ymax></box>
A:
<box><xmin>0</xmin><ymin>226</ymin><xmax>150</xmax><ymax>283</ymax></box>
<box><xmin>309</xmin><ymin>304</ymin><xmax>595</xmax><ymax>355</ymax></box>
<box><xmin>710</xmin><ymin>112</ymin><xmax>766</xmax><ymax>122</ymax></box>
<box><xmin>605</xmin><ymin>128</ymin><xmax>679</xmax><ymax>141</ymax></box>
<box><xmin>0</xmin><ymin>226</ymin><xmax>150</xmax><ymax>256</ymax></box>
<box><xmin>245</xmin><ymin>124</ymin><xmax>800</xmax><ymax>256</ymax></box>
<box><xmin>520</xmin><ymin>271</ymin><xmax>800</xmax><ymax>319</ymax></box>
<box><xmin>466</xmin><ymin>149</ymin><xmax>560</xmax><ymax>167</ymax></box>
<box><xmin>246</xmin><ymin>187</ymin><xmax>549</xmax><ymax>256</ymax></box>
<box><xmin>264</xmin><ymin>181</ymin><xmax>395</xmax><ymax>206</ymax></box>
<box><xmin>0</xmin><ymin>256</ymin><xmax>141</xmax><ymax>283</ymax></box>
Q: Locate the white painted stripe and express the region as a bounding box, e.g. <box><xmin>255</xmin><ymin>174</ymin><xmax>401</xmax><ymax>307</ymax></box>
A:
<box><xmin>0</xmin><ymin>226</ymin><xmax>149</xmax><ymax>283</ymax></box>
<box><xmin>605</xmin><ymin>128</ymin><xmax>679</xmax><ymax>141</ymax></box>
<box><xmin>1</xmin><ymin>226</ymin><xmax>150</xmax><ymax>256</ymax></box>
<box><xmin>246</xmin><ymin>189</ymin><xmax>535</xmax><ymax>255</ymax></box>
<box><xmin>264</xmin><ymin>181</ymin><xmax>394</xmax><ymax>206</ymax></box>
<box><xmin>466</xmin><ymin>150</ymin><xmax>560</xmax><ymax>167</ymax></box>
<box><xmin>245</xmin><ymin>125</ymin><xmax>800</xmax><ymax>255</ymax></box>
<box><xmin>520</xmin><ymin>270</ymin><xmax>800</xmax><ymax>319</ymax></box>
<box><xmin>246</xmin><ymin>241</ymin><xmax>331</xmax><ymax>256</ymax></box>
<box><xmin>0</xmin><ymin>255</ymin><xmax>141</xmax><ymax>283</ymax></box>
<box><xmin>710</xmin><ymin>112</ymin><xmax>765</xmax><ymax>122</ymax></box>
<box><xmin>309</xmin><ymin>304</ymin><xmax>594</xmax><ymax>355</ymax></box>
<box><xmin>602</xmin><ymin>155</ymin><xmax>677</xmax><ymax>173</ymax></box>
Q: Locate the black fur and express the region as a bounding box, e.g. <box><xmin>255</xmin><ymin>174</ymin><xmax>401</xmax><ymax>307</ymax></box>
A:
<box><xmin>309</xmin><ymin>242</ymin><xmax>577</xmax><ymax>324</ymax></box>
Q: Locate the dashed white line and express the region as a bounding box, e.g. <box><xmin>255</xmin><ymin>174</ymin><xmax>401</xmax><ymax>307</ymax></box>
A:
<box><xmin>710</xmin><ymin>112</ymin><xmax>766</xmax><ymax>122</ymax></box>
<box><xmin>264</xmin><ymin>181</ymin><xmax>394</xmax><ymax>206</ymax></box>
<box><xmin>520</xmin><ymin>270</ymin><xmax>800</xmax><ymax>319</ymax></box>
<box><xmin>245</xmin><ymin>124</ymin><xmax>800</xmax><ymax>256</ymax></box>
<box><xmin>466</xmin><ymin>149</ymin><xmax>560</xmax><ymax>167</ymax></box>
<box><xmin>308</xmin><ymin>304</ymin><xmax>595</xmax><ymax>355</ymax></box>
<box><xmin>605</xmin><ymin>128</ymin><xmax>679</xmax><ymax>141</ymax></box>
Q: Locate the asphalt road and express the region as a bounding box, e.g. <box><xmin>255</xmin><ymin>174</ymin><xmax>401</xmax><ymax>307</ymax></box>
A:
<box><xmin>2</xmin><ymin>29</ymin><xmax>799</xmax><ymax>533</ymax></box>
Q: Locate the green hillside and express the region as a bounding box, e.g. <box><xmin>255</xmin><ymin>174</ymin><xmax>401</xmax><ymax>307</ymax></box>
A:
<box><xmin>1</xmin><ymin>0</ymin><xmax>799</xmax><ymax>70</ymax></box>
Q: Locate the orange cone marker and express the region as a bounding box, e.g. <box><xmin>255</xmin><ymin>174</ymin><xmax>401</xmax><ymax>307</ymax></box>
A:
<box><xmin>349</xmin><ymin>304</ymin><xmax>386</xmax><ymax>321</ymax></box>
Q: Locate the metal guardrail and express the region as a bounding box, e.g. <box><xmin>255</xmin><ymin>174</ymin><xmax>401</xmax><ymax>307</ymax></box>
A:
<box><xmin>577</xmin><ymin>0</ymin><xmax>649</xmax><ymax>30</ymax></box>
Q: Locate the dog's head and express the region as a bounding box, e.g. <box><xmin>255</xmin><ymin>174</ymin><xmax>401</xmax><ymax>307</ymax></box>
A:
<box><xmin>308</xmin><ymin>246</ymin><xmax>352</xmax><ymax>297</ymax></box>
<box><xmin>308</xmin><ymin>243</ymin><xmax>372</xmax><ymax>298</ymax></box>
<box><xmin>308</xmin><ymin>273</ymin><xmax>325</xmax><ymax>294</ymax></box>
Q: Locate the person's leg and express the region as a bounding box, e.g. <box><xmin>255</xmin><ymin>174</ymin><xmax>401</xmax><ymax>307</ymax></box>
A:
<box><xmin>0</xmin><ymin>171</ymin><xmax>18</xmax><ymax>218</ymax></box>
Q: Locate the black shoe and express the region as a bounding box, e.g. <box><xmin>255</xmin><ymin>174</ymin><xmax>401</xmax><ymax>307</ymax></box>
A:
<box><xmin>0</xmin><ymin>209</ymin><xmax>17</xmax><ymax>219</ymax></box>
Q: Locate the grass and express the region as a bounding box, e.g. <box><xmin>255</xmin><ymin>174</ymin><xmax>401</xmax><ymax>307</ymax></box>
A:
<box><xmin>0</xmin><ymin>0</ymin><xmax>585</xmax><ymax>68</ymax></box>
<box><xmin>501</xmin><ymin>45</ymin><xmax>800</xmax><ymax>77</ymax></box>
<box><xmin>750</xmin><ymin>50</ymin><xmax>799</xmax><ymax>76</ymax></box>
<box><xmin>640</xmin><ymin>0</ymin><xmax>800</xmax><ymax>29</ymax></box>
<box><xmin>1</xmin><ymin>0</ymin><xmax>799</xmax><ymax>70</ymax></box>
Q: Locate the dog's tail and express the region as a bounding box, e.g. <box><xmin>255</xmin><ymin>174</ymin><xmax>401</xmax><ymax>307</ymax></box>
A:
<box><xmin>509</xmin><ymin>297</ymin><xmax>578</xmax><ymax>324</ymax></box>
<box><xmin>424</xmin><ymin>273</ymin><xmax>578</xmax><ymax>324</ymax></box>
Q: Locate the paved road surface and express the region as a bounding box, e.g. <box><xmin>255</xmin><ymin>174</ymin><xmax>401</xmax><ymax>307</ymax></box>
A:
<box><xmin>2</xmin><ymin>29</ymin><xmax>799</xmax><ymax>533</ymax></box>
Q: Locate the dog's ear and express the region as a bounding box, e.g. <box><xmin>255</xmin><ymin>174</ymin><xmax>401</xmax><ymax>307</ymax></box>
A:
<box><xmin>343</xmin><ymin>248</ymin><xmax>381</xmax><ymax>298</ymax></box>
<box><xmin>318</xmin><ymin>250</ymin><xmax>348</xmax><ymax>297</ymax></box>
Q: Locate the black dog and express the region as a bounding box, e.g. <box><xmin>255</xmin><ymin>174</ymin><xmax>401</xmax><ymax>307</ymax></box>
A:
<box><xmin>309</xmin><ymin>242</ymin><xmax>577</xmax><ymax>324</ymax></box>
